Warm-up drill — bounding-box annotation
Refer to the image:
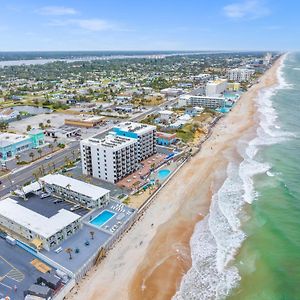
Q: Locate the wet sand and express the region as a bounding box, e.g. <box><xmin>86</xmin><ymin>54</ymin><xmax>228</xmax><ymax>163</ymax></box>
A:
<box><xmin>67</xmin><ymin>57</ymin><xmax>282</xmax><ymax>300</ymax></box>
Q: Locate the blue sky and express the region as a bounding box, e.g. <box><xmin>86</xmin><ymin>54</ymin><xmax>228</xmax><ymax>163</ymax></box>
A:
<box><xmin>0</xmin><ymin>0</ymin><xmax>298</xmax><ymax>51</ymax></box>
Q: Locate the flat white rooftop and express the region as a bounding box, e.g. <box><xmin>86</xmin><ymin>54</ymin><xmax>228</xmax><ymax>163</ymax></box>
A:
<box><xmin>83</xmin><ymin>133</ymin><xmax>136</xmax><ymax>150</ymax></box>
<box><xmin>115</xmin><ymin>122</ymin><xmax>156</xmax><ymax>135</ymax></box>
<box><xmin>0</xmin><ymin>198</ymin><xmax>81</xmax><ymax>239</ymax></box>
<box><xmin>40</xmin><ymin>174</ymin><xmax>110</xmax><ymax>200</ymax></box>
<box><xmin>159</xmin><ymin>110</ymin><xmax>174</xmax><ymax>115</ymax></box>
<box><xmin>0</xmin><ymin>133</ymin><xmax>29</xmax><ymax>148</ymax></box>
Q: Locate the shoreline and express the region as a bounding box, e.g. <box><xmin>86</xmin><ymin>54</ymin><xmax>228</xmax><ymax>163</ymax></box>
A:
<box><xmin>67</xmin><ymin>57</ymin><xmax>283</xmax><ymax>300</ymax></box>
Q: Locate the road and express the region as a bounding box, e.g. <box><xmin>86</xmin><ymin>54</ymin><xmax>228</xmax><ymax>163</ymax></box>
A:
<box><xmin>0</xmin><ymin>98</ymin><xmax>178</xmax><ymax>198</ymax></box>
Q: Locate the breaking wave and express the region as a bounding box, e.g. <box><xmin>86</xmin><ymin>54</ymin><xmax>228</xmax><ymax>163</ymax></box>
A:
<box><xmin>173</xmin><ymin>54</ymin><xmax>292</xmax><ymax>300</ymax></box>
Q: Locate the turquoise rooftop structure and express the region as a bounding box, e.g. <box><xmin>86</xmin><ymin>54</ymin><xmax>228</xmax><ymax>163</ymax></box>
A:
<box><xmin>0</xmin><ymin>129</ymin><xmax>44</xmax><ymax>160</ymax></box>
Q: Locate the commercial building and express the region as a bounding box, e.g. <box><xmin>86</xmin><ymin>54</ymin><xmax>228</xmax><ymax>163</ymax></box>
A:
<box><xmin>206</xmin><ymin>79</ymin><xmax>228</xmax><ymax>96</ymax></box>
<box><xmin>81</xmin><ymin>134</ymin><xmax>139</xmax><ymax>183</ymax></box>
<box><xmin>0</xmin><ymin>107</ymin><xmax>19</xmax><ymax>121</ymax></box>
<box><xmin>178</xmin><ymin>94</ymin><xmax>225</xmax><ymax>109</ymax></box>
<box><xmin>45</xmin><ymin>126</ymin><xmax>81</xmax><ymax>139</ymax></box>
<box><xmin>0</xmin><ymin>129</ymin><xmax>44</xmax><ymax>160</ymax></box>
<box><xmin>113</xmin><ymin>122</ymin><xmax>156</xmax><ymax>162</ymax></box>
<box><xmin>161</xmin><ymin>88</ymin><xmax>184</xmax><ymax>97</ymax></box>
<box><xmin>64</xmin><ymin>115</ymin><xmax>105</xmax><ymax>128</ymax></box>
<box><xmin>40</xmin><ymin>174</ymin><xmax>110</xmax><ymax>208</ymax></box>
<box><xmin>0</xmin><ymin>198</ymin><xmax>81</xmax><ymax>251</ymax></box>
<box><xmin>226</xmin><ymin>68</ymin><xmax>255</xmax><ymax>82</ymax></box>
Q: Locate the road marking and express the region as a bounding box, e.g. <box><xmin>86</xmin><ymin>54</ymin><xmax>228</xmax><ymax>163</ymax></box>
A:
<box><xmin>6</xmin><ymin>268</ymin><xmax>24</xmax><ymax>282</ymax></box>
<box><xmin>0</xmin><ymin>256</ymin><xmax>25</xmax><ymax>282</ymax></box>
<box><xmin>0</xmin><ymin>281</ymin><xmax>12</xmax><ymax>290</ymax></box>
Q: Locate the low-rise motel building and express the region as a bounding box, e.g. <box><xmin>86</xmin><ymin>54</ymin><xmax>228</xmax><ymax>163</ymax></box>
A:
<box><xmin>39</xmin><ymin>173</ymin><xmax>110</xmax><ymax>208</ymax></box>
<box><xmin>0</xmin><ymin>129</ymin><xmax>44</xmax><ymax>160</ymax></box>
<box><xmin>178</xmin><ymin>94</ymin><xmax>225</xmax><ymax>109</ymax></box>
<box><xmin>0</xmin><ymin>197</ymin><xmax>81</xmax><ymax>251</ymax></box>
<box><xmin>0</xmin><ymin>174</ymin><xmax>110</xmax><ymax>250</ymax></box>
<box><xmin>81</xmin><ymin>122</ymin><xmax>157</xmax><ymax>183</ymax></box>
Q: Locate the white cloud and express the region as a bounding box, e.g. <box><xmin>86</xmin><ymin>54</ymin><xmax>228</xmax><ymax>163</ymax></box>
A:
<box><xmin>76</xmin><ymin>19</ymin><xmax>115</xmax><ymax>31</ymax></box>
<box><xmin>223</xmin><ymin>0</ymin><xmax>270</xmax><ymax>19</ymax></box>
<box><xmin>48</xmin><ymin>18</ymin><xmax>119</xmax><ymax>32</ymax></box>
<box><xmin>37</xmin><ymin>6</ymin><xmax>78</xmax><ymax>16</ymax></box>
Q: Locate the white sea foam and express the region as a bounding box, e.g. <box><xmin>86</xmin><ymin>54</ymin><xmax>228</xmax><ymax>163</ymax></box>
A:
<box><xmin>173</xmin><ymin>54</ymin><xmax>293</xmax><ymax>300</ymax></box>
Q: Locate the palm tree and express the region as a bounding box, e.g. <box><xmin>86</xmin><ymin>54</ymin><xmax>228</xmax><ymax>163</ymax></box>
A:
<box><xmin>32</xmin><ymin>172</ymin><xmax>39</xmax><ymax>182</ymax></box>
<box><xmin>37</xmin><ymin>148</ymin><xmax>42</xmax><ymax>158</ymax></box>
<box><xmin>48</xmin><ymin>143</ymin><xmax>54</xmax><ymax>153</ymax></box>
<box><xmin>90</xmin><ymin>231</ymin><xmax>95</xmax><ymax>240</ymax></box>
<box><xmin>65</xmin><ymin>248</ymin><xmax>73</xmax><ymax>260</ymax></box>
<box><xmin>71</xmin><ymin>150</ymin><xmax>76</xmax><ymax>160</ymax></box>
<box><xmin>29</xmin><ymin>152</ymin><xmax>35</xmax><ymax>161</ymax></box>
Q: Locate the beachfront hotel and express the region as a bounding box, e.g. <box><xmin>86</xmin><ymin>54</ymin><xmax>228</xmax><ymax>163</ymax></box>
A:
<box><xmin>0</xmin><ymin>129</ymin><xmax>45</xmax><ymax>160</ymax></box>
<box><xmin>226</xmin><ymin>68</ymin><xmax>255</xmax><ymax>82</ymax></box>
<box><xmin>178</xmin><ymin>94</ymin><xmax>225</xmax><ymax>109</ymax></box>
<box><xmin>81</xmin><ymin>122</ymin><xmax>157</xmax><ymax>183</ymax></box>
<box><xmin>112</xmin><ymin>122</ymin><xmax>157</xmax><ymax>162</ymax></box>
<box><xmin>81</xmin><ymin>134</ymin><xmax>139</xmax><ymax>183</ymax></box>
<box><xmin>205</xmin><ymin>79</ymin><xmax>228</xmax><ymax>96</ymax></box>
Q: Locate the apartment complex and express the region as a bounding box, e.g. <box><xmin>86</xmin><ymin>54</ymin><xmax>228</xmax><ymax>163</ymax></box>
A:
<box><xmin>40</xmin><ymin>174</ymin><xmax>110</xmax><ymax>208</ymax></box>
<box><xmin>205</xmin><ymin>79</ymin><xmax>228</xmax><ymax>96</ymax></box>
<box><xmin>81</xmin><ymin>122</ymin><xmax>157</xmax><ymax>183</ymax></box>
<box><xmin>112</xmin><ymin>122</ymin><xmax>156</xmax><ymax>162</ymax></box>
<box><xmin>81</xmin><ymin>134</ymin><xmax>139</xmax><ymax>183</ymax></box>
<box><xmin>178</xmin><ymin>94</ymin><xmax>225</xmax><ymax>109</ymax></box>
<box><xmin>227</xmin><ymin>68</ymin><xmax>255</xmax><ymax>82</ymax></box>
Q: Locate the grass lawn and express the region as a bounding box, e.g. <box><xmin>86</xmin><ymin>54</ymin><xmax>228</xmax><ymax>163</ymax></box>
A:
<box><xmin>176</xmin><ymin>123</ymin><xmax>196</xmax><ymax>143</ymax></box>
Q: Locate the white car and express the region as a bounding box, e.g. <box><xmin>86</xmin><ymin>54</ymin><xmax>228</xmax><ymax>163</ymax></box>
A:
<box><xmin>45</xmin><ymin>155</ymin><xmax>51</xmax><ymax>160</ymax></box>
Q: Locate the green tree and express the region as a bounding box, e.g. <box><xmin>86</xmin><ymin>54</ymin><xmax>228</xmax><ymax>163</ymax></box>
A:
<box><xmin>29</xmin><ymin>152</ymin><xmax>35</xmax><ymax>161</ymax></box>
<box><xmin>27</xmin><ymin>125</ymin><xmax>32</xmax><ymax>132</ymax></box>
<box><xmin>37</xmin><ymin>148</ymin><xmax>42</xmax><ymax>158</ymax></box>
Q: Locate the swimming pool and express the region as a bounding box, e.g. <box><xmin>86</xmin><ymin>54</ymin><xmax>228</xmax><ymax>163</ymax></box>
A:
<box><xmin>157</xmin><ymin>169</ymin><xmax>171</xmax><ymax>181</ymax></box>
<box><xmin>90</xmin><ymin>210</ymin><xmax>115</xmax><ymax>227</ymax></box>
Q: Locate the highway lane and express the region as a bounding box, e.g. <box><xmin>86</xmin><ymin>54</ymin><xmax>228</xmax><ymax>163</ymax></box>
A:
<box><xmin>0</xmin><ymin>142</ymin><xmax>80</xmax><ymax>197</ymax></box>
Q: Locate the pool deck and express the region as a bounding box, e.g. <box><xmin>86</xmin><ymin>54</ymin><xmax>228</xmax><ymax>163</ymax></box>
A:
<box><xmin>117</xmin><ymin>153</ymin><xmax>167</xmax><ymax>190</ymax></box>
<box><xmin>42</xmin><ymin>200</ymin><xmax>136</xmax><ymax>274</ymax></box>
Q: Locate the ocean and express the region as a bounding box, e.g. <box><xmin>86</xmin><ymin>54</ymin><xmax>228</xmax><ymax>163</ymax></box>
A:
<box><xmin>173</xmin><ymin>52</ymin><xmax>300</xmax><ymax>300</ymax></box>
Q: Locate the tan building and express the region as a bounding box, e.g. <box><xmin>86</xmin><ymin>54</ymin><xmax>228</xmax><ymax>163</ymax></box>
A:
<box><xmin>65</xmin><ymin>116</ymin><xmax>105</xmax><ymax>128</ymax></box>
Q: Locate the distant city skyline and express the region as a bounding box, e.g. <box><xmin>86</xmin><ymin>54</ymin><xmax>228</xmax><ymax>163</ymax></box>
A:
<box><xmin>0</xmin><ymin>0</ymin><xmax>298</xmax><ymax>51</ymax></box>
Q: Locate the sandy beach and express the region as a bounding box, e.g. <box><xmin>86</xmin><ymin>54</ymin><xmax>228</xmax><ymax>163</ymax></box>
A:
<box><xmin>67</xmin><ymin>57</ymin><xmax>282</xmax><ymax>300</ymax></box>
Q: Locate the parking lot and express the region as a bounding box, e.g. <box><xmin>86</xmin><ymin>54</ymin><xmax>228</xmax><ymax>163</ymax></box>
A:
<box><xmin>10</xmin><ymin>193</ymin><xmax>89</xmax><ymax>217</ymax></box>
<box><xmin>9</xmin><ymin>113</ymin><xmax>69</xmax><ymax>134</ymax></box>
<box><xmin>0</xmin><ymin>238</ymin><xmax>45</xmax><ymax>300</ymax></box>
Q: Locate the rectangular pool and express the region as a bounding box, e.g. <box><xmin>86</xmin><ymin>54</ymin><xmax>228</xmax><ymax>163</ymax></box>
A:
<box><xmin>90</xmin><ymin>210</ymin><xmax>115</xmax><ymax>227</ymax></box>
